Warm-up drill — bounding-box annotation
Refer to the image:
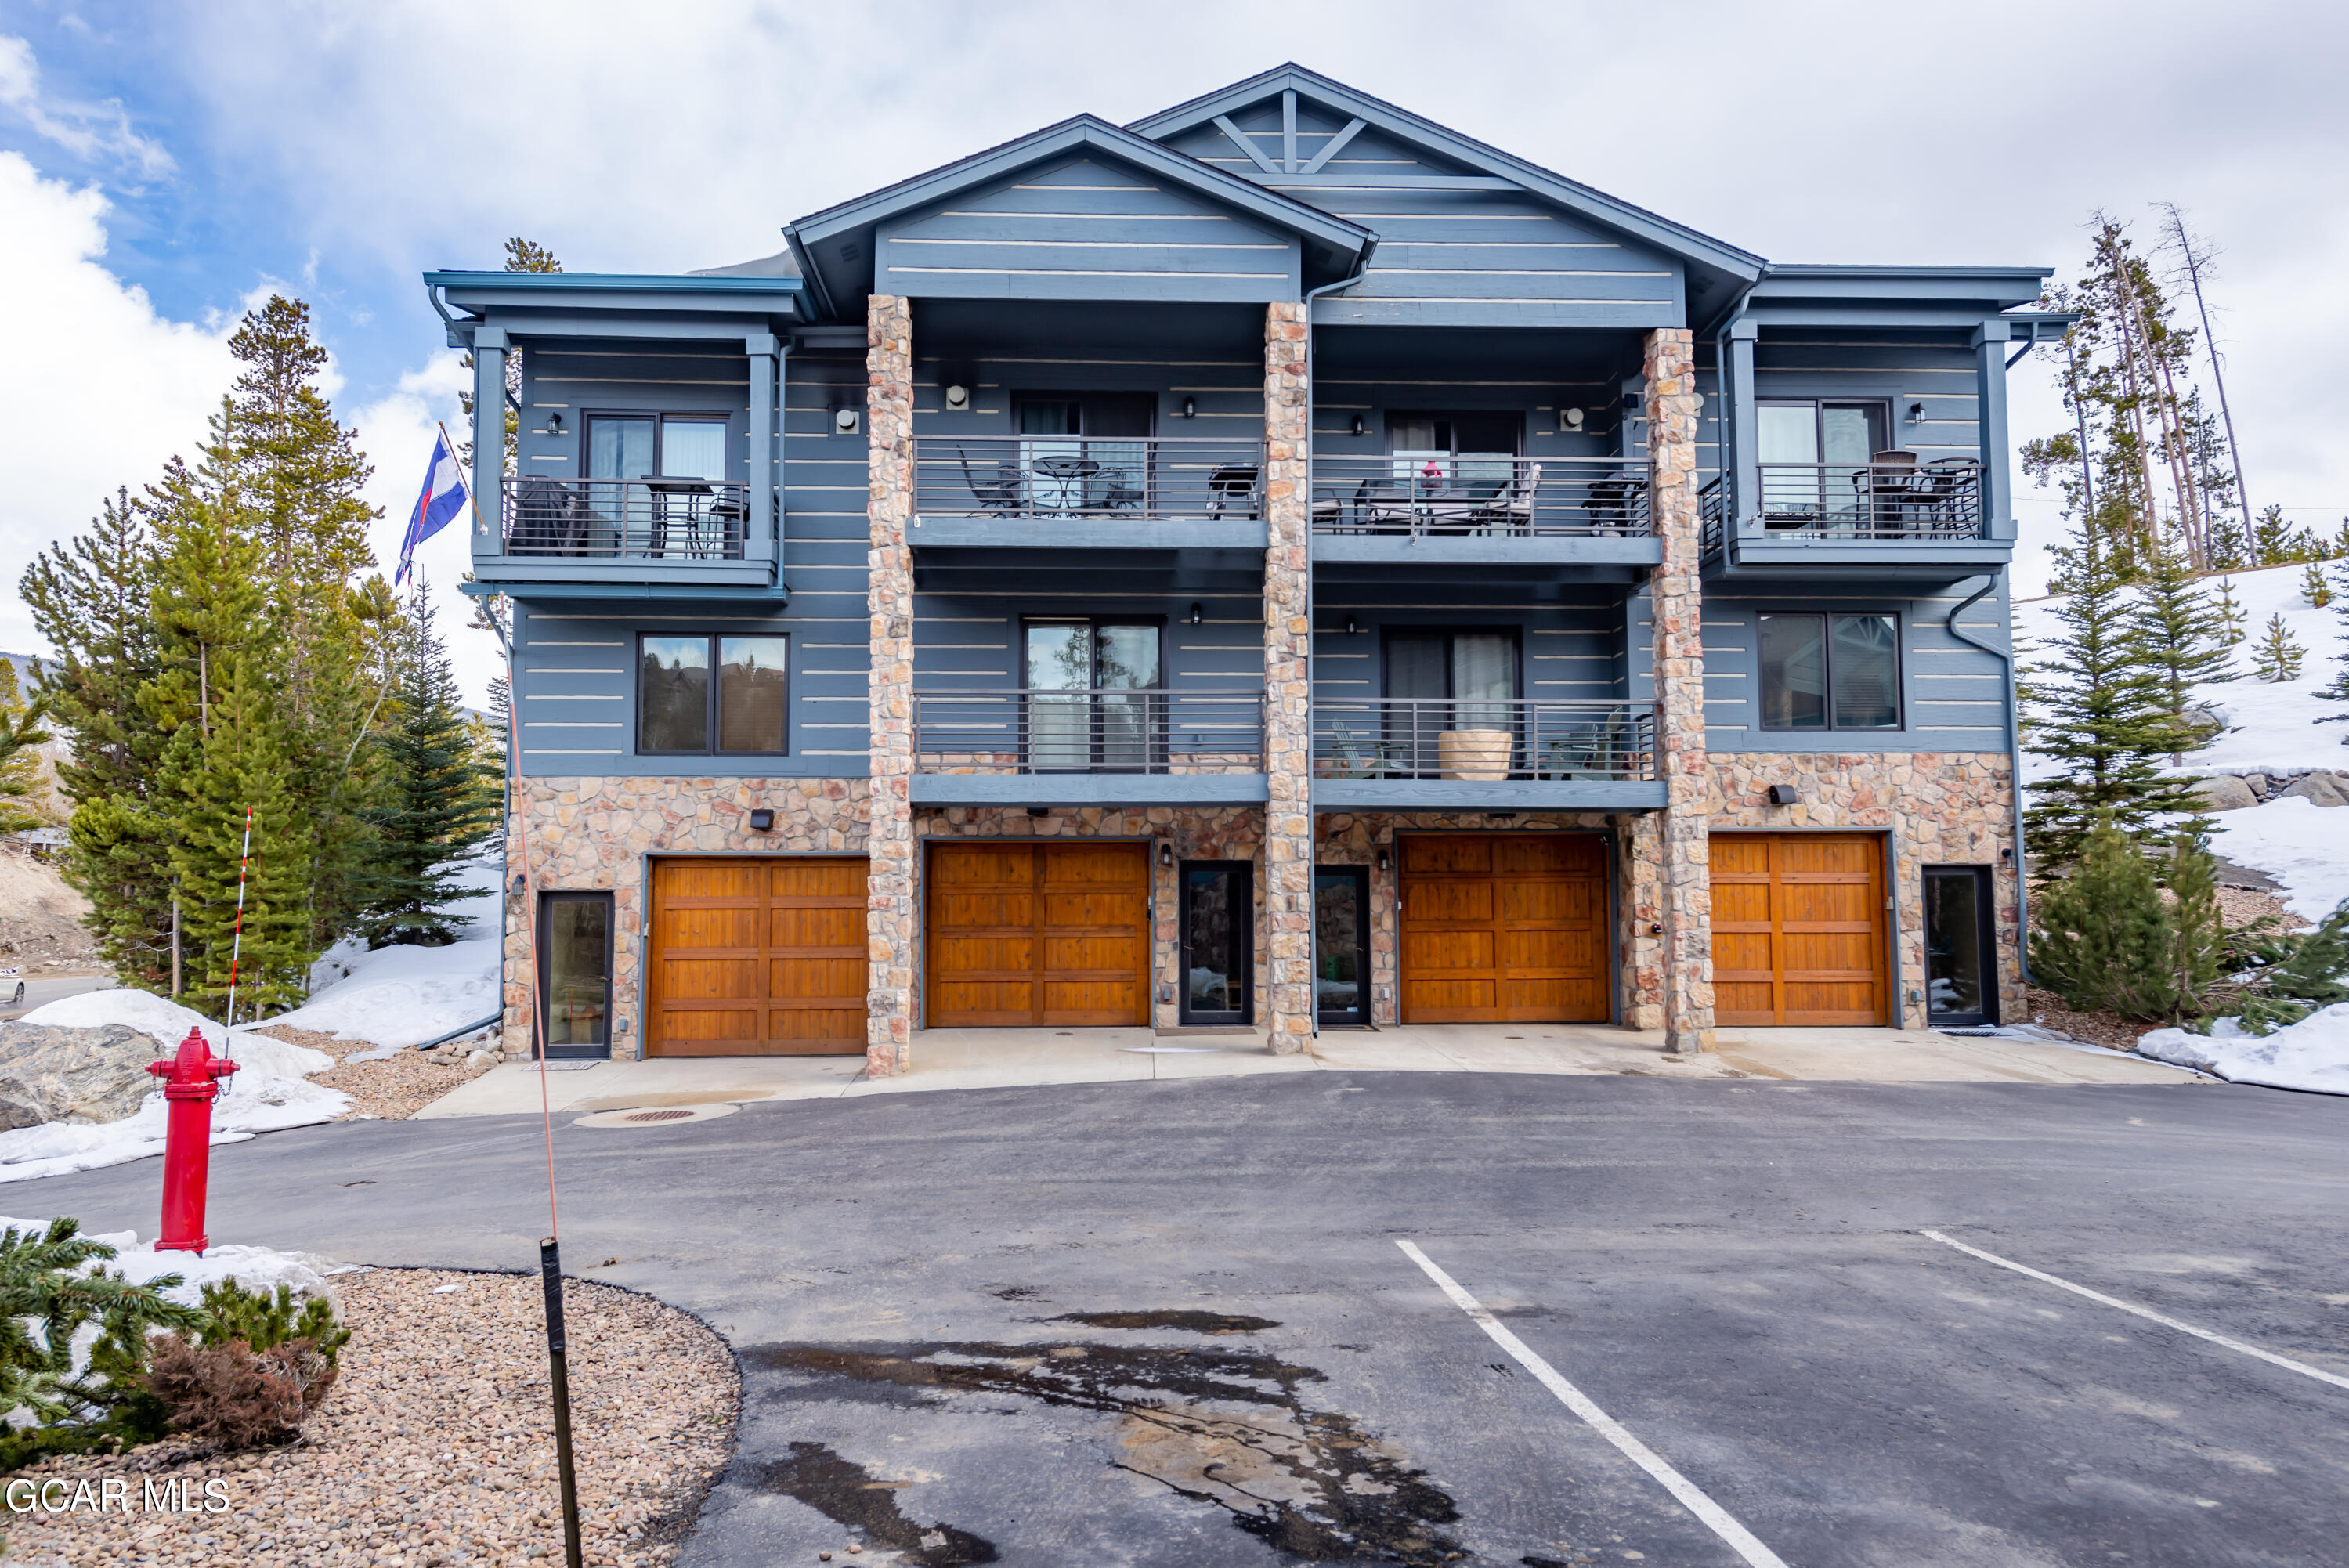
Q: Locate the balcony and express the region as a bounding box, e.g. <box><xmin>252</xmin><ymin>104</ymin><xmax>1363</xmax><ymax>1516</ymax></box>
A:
<box><xmin>475</xmin><ymin>477</ymin><xmax>775</xmax><ymax>593</ymax></box>
<box><xmin>910</xmin><ymin>688</ymin><xmax>1268</xmax><ymax>807</ymax></box>
<box><xmin>1309</xmin><ymin>457</ymin><xmax>1661</xmax><ymax>581</ymax></box>
<box><xmin>909</xmin><ymin>436</ymin><xmax>1269</xmax><ymax>591</ymax></box>
<box><xmin>1704</xmin><ymin>460</ymin><xmax>2007</xmax><ymax>583</ymax></box>
<box><xmin>1311</xmin><ymin>699</ymin><xmax>1664</xmax><ymax>811</ymax></box>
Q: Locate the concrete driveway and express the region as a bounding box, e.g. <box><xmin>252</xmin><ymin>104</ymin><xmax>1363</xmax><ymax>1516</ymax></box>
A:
<box><xmin>17</xmin><ymin>1072</ymin><xmax>2345</xmax><ymax>1566</ymax></box>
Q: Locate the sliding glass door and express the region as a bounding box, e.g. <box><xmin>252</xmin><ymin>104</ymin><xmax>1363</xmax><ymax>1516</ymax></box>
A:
<box><xmin>1025</xmin><ymin>620</ymin><xmax>1162</xmax><ymax>771</ymax></box>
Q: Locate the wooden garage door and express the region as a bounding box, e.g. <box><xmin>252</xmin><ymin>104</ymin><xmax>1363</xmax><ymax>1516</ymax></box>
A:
<box><xmin>927</xmin><ymin>841</ymin><xmax>1149</xmax><ymax>1028</ymax></box>
<box><xmin>648</xmin><ymin>857</ymin><xmax>866</xmax><ymax>1056</ymax></box>
<box><xmin>1711</xmin><ymin>834</ymin><xmax>1887</xmax><ymax>1026</ymax></box>
<box><xmin>1399</xmin><ymin>835</ymin><xmax>1608</xmax><ymax>1024</ymax></box>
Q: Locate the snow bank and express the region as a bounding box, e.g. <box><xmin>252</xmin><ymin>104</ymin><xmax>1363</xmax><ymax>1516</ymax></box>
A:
<box><xmin>0</xmin><ymin>993</ymin><xmax>346</xmax><ymax>1184</ymax></box>
<box><xmin>263</xmin><ymin>937</ymin><xmax>498</xmax><ymax>1050</ymax></box>
<box><xmin>2203</xmin><ymin>797</ymin><xmax>2349</xmax><ymax>921</ymax></box>
<box><xmin>0</xmin><ymin>1216</ymin><xmax>345</xmax><ymax>1308</ymax></box>
<box><xmin>2137</xmin><ymin>1003</ymin><xmax>2349</xmax><ymax>1096</ymax></box>
<box><xmin>2016</xmin><ymin>561</ymin><xmax>2348</xmax><ymax>782</ymax></box>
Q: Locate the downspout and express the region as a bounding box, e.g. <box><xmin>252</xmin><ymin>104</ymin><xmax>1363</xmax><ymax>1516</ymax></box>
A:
<box><xmin>1946</xmin><ymin>571</ymin><xmax>2032</xmax><ymax>988</ymax></box>
<box><xmin>1299</xmin><ymin>248</ymin><xmax>1374</xmax><ymax>1039</ymax></box>
<box><xmin>1703</xmin><ymin>276</ymin><xmax>1763</xmax><ymax>547</ymax></box>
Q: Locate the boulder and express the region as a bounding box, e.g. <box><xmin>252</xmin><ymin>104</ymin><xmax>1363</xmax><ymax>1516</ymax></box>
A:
<box><xmin>2241</xmin><ymin>772</ymin><xmax>2270</xmax><ymax>798</ymax></box>
<box><xmin>0</xmin><ymin>1023</ymin><xmax>161</xmax><ymax>1130</ymax></box>
<box><xmin>2192</xmin><ymin>774</ymin><xmax>2258</xmax><ymax>812</ymax></box>
<box><xmin>2279</xmin><ymin>772</ymin><xmax>2347</xmax><ymax>807</ymax></box>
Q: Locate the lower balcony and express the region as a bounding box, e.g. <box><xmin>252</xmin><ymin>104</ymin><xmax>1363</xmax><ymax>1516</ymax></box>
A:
<box><xmin>1311</xmin><ymin>699</ymin><xmax>1663</xmax><ymax>811</ymax></box>
<box><xmin>475</xmin><ymin>477</ymin><xmax>776</xmax><ymax>592</ymax></box>
<box><xmin>910</xmin><ymin>688</ymin><xmax>1268</xmax><ymax>807</ymax></box>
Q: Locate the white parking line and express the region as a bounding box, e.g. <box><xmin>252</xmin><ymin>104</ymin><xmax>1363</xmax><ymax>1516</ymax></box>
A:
<box><xmin>1397</xmin><ymin>1240</ymin><xmax>1791</xmax><ymax>1568</ymax></box>
<box><xmin>1921</xmin><ymin>1230</ymin><xmax>2349</xmax><ymax>1393</ymax></box>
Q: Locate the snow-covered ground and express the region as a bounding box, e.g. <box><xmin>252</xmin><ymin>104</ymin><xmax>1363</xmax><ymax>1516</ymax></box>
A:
<box><xmin>268</xmin><ymin>936</ymin><xmax>500</xmax><ymax>1050</ymax></box>
<box><xmin>2137</xmin><ymin>1004</ymin><xmax>2349</xmax><ymax>1097</ymax></box>
<box><xmin>0</xmin><ymin>1216</ymin><xmax>346</xmax><ymax>1308</ymax></box>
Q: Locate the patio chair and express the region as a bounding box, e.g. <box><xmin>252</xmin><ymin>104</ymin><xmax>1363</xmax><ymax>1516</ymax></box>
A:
<box><xmin>953</xmin><ymin>445</ymin><xmax>1025</xmax><ymax>515</ymax></box>
<box><xmin>1474</xmin><ymin>463</ymin><xmax>1541</xmax><ymax>535</ymax></box>
<box><xmin>1321</xmin><ymin>718</ymin><xmax>1389</xmax><ymax>779</ymax></box>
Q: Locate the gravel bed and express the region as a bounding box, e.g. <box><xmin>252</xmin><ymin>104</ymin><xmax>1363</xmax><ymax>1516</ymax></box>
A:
<box><xmin>255</xmin><ymin>1024</ymin><xmax>500</xmax><ymax>1122</ymax></box>
<box><xmin>6</xmin><ymin>1267</ymin><xmax>739</xmax><ymax>1567</ymax></box>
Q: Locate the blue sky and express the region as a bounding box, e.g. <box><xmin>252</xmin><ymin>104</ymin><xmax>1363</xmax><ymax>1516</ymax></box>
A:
<box><xmin>4</xmin><ymin>1</ymin><xmax>2345</xmax><ymax>702</ymax></box>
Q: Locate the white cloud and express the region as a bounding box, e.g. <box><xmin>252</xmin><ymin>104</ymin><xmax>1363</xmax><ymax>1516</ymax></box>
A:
<box><xmin>0</xmin><ymin>34</ymin><xmax>173</xmax><ymax>177</ymax></box>
<box><xmin>0</xmin><ymin>150</ymin><xmax>233</xmax><ymax>649</ymax></box>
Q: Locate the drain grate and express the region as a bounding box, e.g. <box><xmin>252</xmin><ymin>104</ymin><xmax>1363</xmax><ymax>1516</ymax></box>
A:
<box><xmin>625</xmin><ymin>1108</ymin><xmax>696</xmax><ymax>1123</ymax></box>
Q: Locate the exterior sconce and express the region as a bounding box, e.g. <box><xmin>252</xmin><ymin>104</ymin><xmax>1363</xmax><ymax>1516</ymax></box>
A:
<box><xmin>1181</xmin><ymin>396</ymin><xmax>1197</xmax><ymax>419</ymax></box>
<box><xmin>1188</xmin><ymin>603</ymin><xmax>1204</xmax><ymax>626</ymax></box>
<box><xmin>1561</xmin><ymin>407</ymin><xmax>1585</xmax><ymax>431</ymax></box>
<box><xmin>748</xmin><ymin>808</ymin><xmax>775</xmax><ymax>831</ymax></box>
<box><xmin>833</xmin><ymin>406</ymin><xmax>861</xmax><ymax>435</ymax></box>
<box><xmin>1344</xmin><ymin>616</ymin><xmax>1358</xmax><ymax>636</ymax></box>
<box><xmin>1159</xmin><ymin>842</ymin><xmax>1174</xmax><ymax>869</ymax></box>
<box><xmin>547</xmin><ymin>411</ymin><xmax>563</xmax><ymax>434</ymax></box>
<box><xmin>944</xmin><ymin>385</ymin><xmax>970</xmax><ymax>410</ymax></box>
<box><xmin>1766</xmin><ymin>784</ymin><xmax>1799</xmax><ymax>806</ymax></box>
<box><xmin>1907</xmin><ymin>402</ymin><xmax>1925</xmax><ymax>424</ymax></box>
<box><xmin>1376</xmin><ymin>849</ymin><xmax>1390</xmax><ymax>873</ymax></box>
<box><xmin>1350</xmin><ymin>414</ymin><xmax>1365</xmax><ymax>438</ymax></box>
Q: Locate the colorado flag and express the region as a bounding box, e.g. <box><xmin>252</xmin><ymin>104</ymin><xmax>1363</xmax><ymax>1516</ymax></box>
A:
<box><xmin>396</xmin><ymin>429</ymin><xmax>469</xmax><ymax>585</ymax></box>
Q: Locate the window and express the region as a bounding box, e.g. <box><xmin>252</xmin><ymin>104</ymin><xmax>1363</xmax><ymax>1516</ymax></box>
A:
<box><xmin>637</xmin><ymin>634</ymin><xmax>789</xmax><ymax>754</ymax></box>
<box><xmin>585</xmin><ymin>414</ymin><xmax>729</xmax><ymax>479</ymax></box>
<box><xmin>1757</xmin><ymin>401</ymin><xmax>1890</xmax><ymax>521</ymax></box>
<box><xmin>1387</xmin><ymin>412</ymin><xmax>1520</xmax><ymax>494</ymax></box>
<box><xmin>1024</xmin><ymin>620</ymin><xmax>1162</xmax><ymax>771</ymax></box>
<box><xmin>1758</xmin><ymin>613</ymin><xmax>1900</xmax><ymax>731</ymax></box>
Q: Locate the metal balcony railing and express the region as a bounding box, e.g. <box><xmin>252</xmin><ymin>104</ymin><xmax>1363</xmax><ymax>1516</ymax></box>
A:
<box><xmin>1310</xmin><ymin>456</ymin><xmax>1650</xmax><ymax>537</ymax></box>
<box><xmin>912</xmin><ymin>688</ymin><xmax>1266</xmax><ymax>775</ymax></box>
<box><xmin>912</xmin><ymin>437</ymin><xmax>1266</xmax><ymax>523</ymax></box>
<box><xmin>1312</xmin><ymin>699</ymin><xmax>1657</xmax><ymax>782</ymax></box>
<box><xmin>501</xmin><ymin>477</ymin><xmax>755</xmax><ymax>561</ymax></box>
<box><xmin>1756</xmin><ymin>459</ymin><xmax>1985</xmax><ymax>540</ymax></box>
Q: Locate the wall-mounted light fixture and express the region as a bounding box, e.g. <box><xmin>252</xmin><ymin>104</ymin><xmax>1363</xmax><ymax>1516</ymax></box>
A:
<box><xmin>1026</xmin><ymin>806</ymin><xmax>1050</xmax><ymax>818</ymax></box>
<box><xmin>1488</xmin><ymin>811</ymin><xmax>1517</xmax><ymax>821</ymax></box>
<box><xmin>1180</xmin><ymin>396</ymin><xmax>1197</xmax><ymax>419</ymax></box>
<box><xmin>749</xmin><ymin>808</ymin><xmax>775</xmax><ymax>832</ymax></box>
<box><xmin>1350</xmin><ymin>414</ymin><xmax>1365</xmax><ymax>438</ymax></box>
<box><xmin>1561</xmin><ymin>407</ymin><xmax>1585</xmax><ymax>432</ymax></box>
<box><xmin>1766</xmin><ymin>784</ymin><xmax>1799</xmax><ymax>806</ymax></box>
<box><xmin>1907</xmin><ymin>401</ymin><xmax>1925</xmax><ymax>425</ymax></box>
<box><xmin>943</xmin><ymin>385</ymin><xmax>970</xmax><ymax>411</ymax></box>
<box><xmin>1376</xmin><ymin>848</ymin><xmax>1390</xmax><ymax>873</ymax></box>
<box><xmin>1188</xmin><ymin>603</ymin><xmax>1204</xmax><ymax>627</ymax></box>
<box><xmin>1158</xmin><ymin>842</ymin><xmax>1174</xmax><ymax>869</ymax></box>
<box><xmin>547</xmin><ymin>411</ymin><xmax>564</xmax><ymax>435</ymax></box>
<box><xmin>832</xmin><ymin>406</ymin><xmax>862</xmax><ymax>435</ymax></box>
<box><xmin>1343</xmin><ymin>615</ymin><xmax>1358</xmax><ymax>636</ymax></box>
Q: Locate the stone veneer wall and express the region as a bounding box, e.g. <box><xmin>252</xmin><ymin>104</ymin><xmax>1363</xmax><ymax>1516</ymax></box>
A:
<box><xmin>1709</xmin><ymin>752</ymin><xmax>2022</xmax><ymax>1028</ymax></box>
<box><xmin>1643</xmin><ymin>327</ymin><xmax>1715</xmax><ymax>1054</ymax></box>
<box><xmin>865</xmin><ymin>294</ymin><xmax>916</xmax><ymax>1075</ymax></box>
<box><xmin>1261</xmin><ymin>302</ymin><xmax>1314</xmax><ymax>1052</ymax></box>
<box><xmin>502</xmin><ymin>777</ymin><xmax>871</xmax><ymax>1060</ymax></box>
<box><xmin>914</xmin><ymin>807</ymin><xmax>1264</xmax><ymax>1031</ymax></box>
<box><xmin>1313</xmin><ymin>813</ymin><xmax>1658</xmax><ymax>1028</ymax></box>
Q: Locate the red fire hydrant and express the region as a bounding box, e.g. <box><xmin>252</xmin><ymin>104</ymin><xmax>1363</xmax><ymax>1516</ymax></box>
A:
<box><xmin>147</xmin><ymin>1027</ymin><xmax>239</xmax><ymax>1254</ymax></box>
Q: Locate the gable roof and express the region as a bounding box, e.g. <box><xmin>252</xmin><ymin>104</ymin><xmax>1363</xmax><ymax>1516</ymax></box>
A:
<box><xmin>786</xmin><ymin>113</ymin><xmax>1376</xmax><ymax>318</ymax></box>
<box><xmin>1129</xmin><ymin>64</ymin><xmax>1766</xmax><ymax>313</ymax></box>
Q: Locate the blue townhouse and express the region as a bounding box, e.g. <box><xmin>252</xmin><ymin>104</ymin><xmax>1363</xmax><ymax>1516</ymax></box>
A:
<box><xmin>435</xmin><ymin>65</ymin><xmax>2062</xmax><ymax>1071</ymax></box>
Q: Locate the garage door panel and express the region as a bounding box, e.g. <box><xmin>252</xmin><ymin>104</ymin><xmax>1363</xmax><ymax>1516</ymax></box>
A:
<box><xmin>1399</xmin><ymin>834</ymin><xmax>1609</xmax><ymax>1024</ymax></box>
<box><xmin>649</xmin><ymin>855</ymin><xmax>868</xmax><ymax>1057</ymax></box>
<box><xmin>928</xmin><ymin>841</ymin><xmax>1147</xmax><ymax>1028</ymax></box>
<box><xmin>1708</xmin><ymin>834</ymin><xmax>1885</xmax><ymax>1027</ymax></box>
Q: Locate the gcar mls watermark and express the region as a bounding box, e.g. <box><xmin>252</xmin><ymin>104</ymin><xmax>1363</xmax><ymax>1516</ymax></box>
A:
<box><xmin>5</xmin><ymin>1477</ymin><xmax>232</xmax><ymax>1514</ymax></box>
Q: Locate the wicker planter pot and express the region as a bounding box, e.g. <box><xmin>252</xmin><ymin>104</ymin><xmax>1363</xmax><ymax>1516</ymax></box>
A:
<box><xmin>1437</xmin><ymin>728</ymin><xmax>1512</xmax><ymax>781</ymax></box>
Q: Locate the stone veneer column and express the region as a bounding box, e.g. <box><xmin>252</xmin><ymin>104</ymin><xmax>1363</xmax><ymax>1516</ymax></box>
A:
<box><xmin>1262</xmin><ymin>302</ymin><xmax>1314</xmax><ymax>1051</ymax></box>
<box><xmin>865</xmin><ymin>296</ymin><xmax>916</xmax><ymax>1074</ymax></box>
<box><xmin>1644</xmin><ymin>327</ymin><xmax>1715</xmax><ymax>1054</ymax></box>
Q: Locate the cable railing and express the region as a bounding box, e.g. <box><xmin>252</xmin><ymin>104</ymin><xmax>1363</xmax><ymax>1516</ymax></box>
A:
<box><xmin>1312</xmin><ymin>699</ymin><xmax>1657</xmax><ymax>782</ymax></box>
<box><xmin>912</xmin><ymin>437</ymin><xmax>1266</xmax><ymax>523</ymax></box>
<box><xmin>912</xmin><ymin>688</ymin><xmax>1266</xmax><ymax>775</ymax></box>
<box><xmin>1310</xmin><ymin>455</ymin><xmax>1650</xmax><ymax>537</ymax></box>
<box><xmin>501</xmin><ymin>477</ymin><xmax>755</xmax><ymax>561</ymax></box>
<box><xmin>1755</xmin><ymin>459</ymin><xmax>1985</xmax><ymax>540</ymax></box>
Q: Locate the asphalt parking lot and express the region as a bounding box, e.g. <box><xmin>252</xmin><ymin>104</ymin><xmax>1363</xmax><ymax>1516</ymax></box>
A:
<box><xmin>20</xmin><ymin>1071</ymin><xmax>2349</xmax><ymax>1566</ymax></box>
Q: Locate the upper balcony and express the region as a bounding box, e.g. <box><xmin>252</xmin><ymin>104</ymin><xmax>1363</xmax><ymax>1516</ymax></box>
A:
<box><xmin>909</xmin><ymin>435</ymin><xmax>1270</xmax><ymax>592</ymax></box>
<box><xmin>1309</xmin><ymin>456</ymin><xmax>1662</xmax><ymax>583</ymax></box>
<box><xmin>486</xmin><ymin>477</ymin><xmax>775</xmax><ymax>590</ymax></box>
<box><xmin>1701</xmin><ymin>457</ymin><xmax>2008</xmax><ymax>583</ymax></box>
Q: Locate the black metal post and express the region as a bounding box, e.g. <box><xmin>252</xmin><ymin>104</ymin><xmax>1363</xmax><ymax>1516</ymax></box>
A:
<box><xmin>539</xmin><ymin>1238</ymin><xmax>585</xmax><ymax>1568</ymax></box>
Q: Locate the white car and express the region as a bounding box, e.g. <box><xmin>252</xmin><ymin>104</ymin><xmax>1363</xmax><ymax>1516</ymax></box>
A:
<box><xmin>1</xmin><ymin>968</ymin><xmax>21</xmax><ymax>1006</ymax></box>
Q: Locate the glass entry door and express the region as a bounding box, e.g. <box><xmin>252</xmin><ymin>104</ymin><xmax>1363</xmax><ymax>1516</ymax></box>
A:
<box><xmin>1314</xmin><ymin>866</ymin><xmax>1371</xmax><ymax>1026</ymax></box>
<box><xmin>1924</xmin><ymin>866</ymin><xmax>1995</xmax><ymax>1028</ymax></box>
<box><xmin>539</xmin><ymin>891</ymin><xmax>613</xmax><ymax>1058</ymax></box>
<box><xmin>1181</xmin><ymin>862</ymin><xmax>1252</xmax><ymax>1025</ymax></box>
<box><xmin>1025</xmin><ymin>621</ymin><xmax>1162</xmax><ymax>772</ymax></box>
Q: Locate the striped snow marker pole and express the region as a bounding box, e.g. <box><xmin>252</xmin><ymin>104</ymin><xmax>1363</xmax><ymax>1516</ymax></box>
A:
<box><xmin>222</xmin><ymin>805</ymin><xmax>254</xmax><ymax>1029</ymax></box>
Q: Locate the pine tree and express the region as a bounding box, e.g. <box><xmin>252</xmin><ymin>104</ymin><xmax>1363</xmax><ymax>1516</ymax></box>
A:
<box><xmin>162</xmin><ymin>655</ymin><xmax>309</xmax><ymax>1020</ymax></box>
<box><xmin>2211</xmin><ymin>577</ymin><xmax>2248</xmax><ymax>646</ymax></box>
<box><xmin>2251</xmin><ymin>504</ymin><xmax>2308</xmax><ymax>565</ymax></box>
<box><xmin>0</xmin><ymin>663</ymin><xmax>50</xmax><ymax>834</ymax></box>
<box><xmin>2164</xmin><ymin>828</ymin><xmax>2224</xmax><ymax>1020</ymax></box>
<box><xmin>2330</xmin><ymin>518</ymin><xmax>2349</xmax><ymax>561</ymax></box>
<box><xmin>2303</xmin><ymin>562</ymin><xmax>2333</xmax><ymax>608</ymax></box>
<box><xmin>2023</xmin><ymin>526</ymin><xmax>2204</xmax><ymax>868</ymax></box>
<box><xmin>2251</xmin><ymin>613</ymin><xmax>2304</xmax><ymax>682</ymax></box>
<box><xmin>2131</xmin><ymin>550</ymin><xmax>2234</xmax><ymax>760</ymax></box>
<box><xmin>2030</xmin><ymin>818</ymin><xmax>2183</xmax><ymax>1021</ymax></box>
<box><xmin>354</xmin><ymin>582</ymin><xmax>501</xmax><ymax>947</ymax></box>
<box><xmin>2316</xmin><ymin>573</ymin><xmax>2349</xmax><ymax>729</ymax></box>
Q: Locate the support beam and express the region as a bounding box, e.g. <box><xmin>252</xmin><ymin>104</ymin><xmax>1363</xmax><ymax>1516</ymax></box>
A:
<box><xmin>865</xmin><ymin>296</ymin><xmax>916</xmax><ymax>1075</ymax></box>
<box><xmin>1301</xmin><ymin>117</ymin><xmax>1365</xmax><ymax>175</ymax></box>
<box><xmin>1644</xmin><ymin>327</ymin><xmax>1715</xmax><ymax>1056</ymax></box>
<box><xmin>747</xmin><ymin>334</ymin><xmax>776</xmax><ymax>575</ymax></box>
<box><xmin>1263</xmin><ymin>300</ymin><xmax>1314</xmax><ymax>1052</ymax></box>
<box><xmin>470</xmin><ymin>329</ymin><xmax>508</xmax><ymax>561</ymax></box>
<box><xmin>1972</xmin><ymin>320</ymin><xmax>2015</xmax><ymax>542</ymax></box>
<box><xmin>1282</xmin><ymin>89</ymin><xmax>1297</xmax><ymax>173</ymax></box>
<box><xmin>1727</xmin><ymin>318</ymin><xmax>1758</xmax><ymax>533</ymax></box>
<box><xmin>1216</xmin><ymin>114</ymin><xmax>1282</xmax><ymax>176</ymax></box>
